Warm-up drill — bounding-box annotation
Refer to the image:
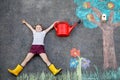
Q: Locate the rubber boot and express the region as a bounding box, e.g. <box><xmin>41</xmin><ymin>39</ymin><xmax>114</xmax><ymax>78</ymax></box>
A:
<box><xmin>8</xmin><ymin>64</ymin><xmax>23</xmax><ymax>76</ymax></box>
<box><xmin>48</xmin><ymin>64</ymin><xmax>61</xmax><ymax>75</ymax></box>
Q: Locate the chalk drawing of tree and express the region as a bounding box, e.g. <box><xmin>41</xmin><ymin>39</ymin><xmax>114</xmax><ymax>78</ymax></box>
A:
<box><xmin>74</xmin><ymin>0</ymin><xmax>120</xmax><ymax>69</ymax></box>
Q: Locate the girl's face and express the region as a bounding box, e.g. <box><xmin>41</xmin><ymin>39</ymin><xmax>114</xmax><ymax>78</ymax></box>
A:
<box><xmin>35</xmin><ymin>24</ymin><xmax>42</xmax><ymax>32</ymax></box>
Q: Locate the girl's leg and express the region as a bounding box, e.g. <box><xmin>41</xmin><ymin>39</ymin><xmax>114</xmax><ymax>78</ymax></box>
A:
<box><xmin>21</xmin><ymin>53</ymin><xmax>35</xmax><ymax>67</ymax></box>
<box><xmin>39</xmin><ymin>53</ymin><xmax>61</xmax><ymax>75</ymax></box>
<box><xmin>39</xmin><ymin>53</ymin><xmax>51</xmax><ymax>66</ymax></box>
<box><xmin>8</xmin><ymin>53</ymin><xmax>34</xmax><ymax>76</ymax></box>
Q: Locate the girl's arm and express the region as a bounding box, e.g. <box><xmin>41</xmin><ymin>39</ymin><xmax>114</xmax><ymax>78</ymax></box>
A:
<box><xmin>44</xmin><ymin>21</ymin><xmax>59</xmax><ymax>33</ymax></box>
<box><xmin>22</xmin><ymin>19</ymin><xmax>35</xmax><ymax>32</ymax></box>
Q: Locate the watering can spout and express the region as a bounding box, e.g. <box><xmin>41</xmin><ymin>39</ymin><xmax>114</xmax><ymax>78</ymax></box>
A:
<box><xmin>69</xmin><ymin>19</ymin><xmax>81</xmax><ymax>33</ymax></box>
<box><xmin>69</xmin><ymin>26</ymin><xmax>75</xmax><ymax>33</ymax></box>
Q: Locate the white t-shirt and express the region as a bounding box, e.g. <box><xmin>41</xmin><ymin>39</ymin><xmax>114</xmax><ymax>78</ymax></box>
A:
<box><xmin>32</xmin><ymin>30</ymin><xmax>46</xmax><ymax>45</ymax></box>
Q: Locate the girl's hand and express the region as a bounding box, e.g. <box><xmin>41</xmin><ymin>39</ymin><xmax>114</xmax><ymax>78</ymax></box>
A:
<box><xmin>22</xmin><ymin>19</ymin><xmax>26</xmax><ymax>24</ymax></box>
<box><xmin>54</xmin><ymin>21</ymin><xmax>60</xmax><ymax>24</ymax></box>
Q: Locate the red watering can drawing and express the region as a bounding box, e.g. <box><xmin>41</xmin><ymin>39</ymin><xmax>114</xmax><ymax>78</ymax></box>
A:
<box><xmin>54</xmin><ymin>20</ymin><xmax>81</xmax><ymax>37</ymax></box>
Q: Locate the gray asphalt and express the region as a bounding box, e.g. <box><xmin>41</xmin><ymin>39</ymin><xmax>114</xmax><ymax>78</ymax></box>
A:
<box><xmin>0</xmin><ymin>0</ymin><xmax>120</xmax><ymax>80</ymax></box>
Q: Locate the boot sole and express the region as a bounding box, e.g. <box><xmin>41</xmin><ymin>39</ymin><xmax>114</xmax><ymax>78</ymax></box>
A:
<box><xmin>54</xmin><ymin>69</ymin><xmax>62</xmax><ymax>76</ymax></box>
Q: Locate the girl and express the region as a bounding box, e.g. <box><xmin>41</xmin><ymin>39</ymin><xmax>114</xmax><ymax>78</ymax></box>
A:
<box><xmin>8</xmin><ymin>19</ymin><xmax>61</xmax><ymax>76</ymax></box>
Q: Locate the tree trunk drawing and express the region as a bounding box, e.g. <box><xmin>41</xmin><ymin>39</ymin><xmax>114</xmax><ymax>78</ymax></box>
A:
<box><xmin>102</xmin><ymin>26</ymin><xmax>117</xmax><ymax>69</ymax></box>
<box><xmin>91</xmin><ymin>7</ymin><xmax>120</xmax><ymax>69</ymax></box>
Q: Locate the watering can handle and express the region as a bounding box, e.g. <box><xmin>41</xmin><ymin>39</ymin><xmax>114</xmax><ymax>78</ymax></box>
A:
<box><xmin>54</xmin><ymin>23</ymin><xmax>58</xmax><ymax>31</ymax></box>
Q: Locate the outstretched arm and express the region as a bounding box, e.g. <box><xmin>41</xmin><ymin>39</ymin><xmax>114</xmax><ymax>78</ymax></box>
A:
<box><xmin>91</xmin><ymin>7</ymin><xmax>102</xmax><ymax>19</ymax></box>
<box><xmin>22</xmin><ymin>19</ymin><xmax>35</xmax><ymax>32</ymax></box>
<box><xmin>44</xmin><ymin>21</ymin><xmax>59</xmax><ymax>33</ymax></box>
<box><xmin>108</xmin><ymin>11</ymin><xmax>114</xmax><ymax>24</ymax></box>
